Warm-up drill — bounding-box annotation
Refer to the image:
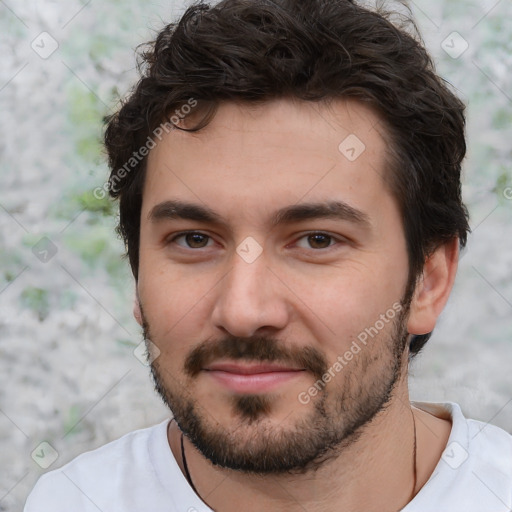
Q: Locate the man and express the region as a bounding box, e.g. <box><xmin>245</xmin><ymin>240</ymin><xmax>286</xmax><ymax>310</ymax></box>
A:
<box><xmin>25</xmin><ymin>0</ymin><xmax>512</xmax><ymax>511</ymax></box>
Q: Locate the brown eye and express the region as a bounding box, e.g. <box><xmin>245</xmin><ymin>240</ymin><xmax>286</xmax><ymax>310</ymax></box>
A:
<box><xmin>295</xmin><ymin>232</ymin><xmax>337</xmax><ymax>250</ymax></box>
<box><xmin>186</xmin><ymin>233</ymin><xmax>209</xmax><ymax>248</ymax></box>
<box><xmin>170</xmin><ymin>232</ymin><xmax>212</xmax><ymax>249</ymax></box>
<box><xmin>308</xmin><ymin>234</ymin><xmax>333</xmax><ymax>249</ymax></box>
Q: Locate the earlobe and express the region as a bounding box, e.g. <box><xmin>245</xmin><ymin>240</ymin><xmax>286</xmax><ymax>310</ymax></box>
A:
<box><xmin>407</xmin><ymin>238</ymin><xmax>459</xmax><ymax>336</ymax></box>
<box><xmin>133</xmin><ymin>294</ymin><xmax>143</xmax><ymax>326</ymax></box>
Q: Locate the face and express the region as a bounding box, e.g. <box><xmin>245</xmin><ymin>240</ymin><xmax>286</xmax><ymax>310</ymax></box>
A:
<box><xmin>137</xmin><ymin>98</ymin><xmax>413</xmax><ymax>474</ymax></box>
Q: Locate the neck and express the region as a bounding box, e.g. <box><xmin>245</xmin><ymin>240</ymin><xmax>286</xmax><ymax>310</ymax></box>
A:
<box><xmin>171</xmin><ymin>390</ymin><xmax>425</xmax><ymax>512</ymax></box>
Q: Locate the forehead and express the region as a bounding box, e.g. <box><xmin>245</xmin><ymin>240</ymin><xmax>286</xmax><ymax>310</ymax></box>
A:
<box><xmin>142</xmin><ymin>98</ymin><xmax>393</xmax><ymax>225</ymax></box>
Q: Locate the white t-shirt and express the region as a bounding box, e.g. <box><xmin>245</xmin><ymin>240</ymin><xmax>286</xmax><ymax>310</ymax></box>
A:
<box><xmin>24</xmin><ymin>401</ymin><xmax>512</xmax><ymax>512</ymax></box>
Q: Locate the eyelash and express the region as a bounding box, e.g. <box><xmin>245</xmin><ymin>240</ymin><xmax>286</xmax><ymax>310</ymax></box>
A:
<box><xmin>166</xmin><ymin>231</ymin><xmax>345</xmax><ymax>251</ymax></box>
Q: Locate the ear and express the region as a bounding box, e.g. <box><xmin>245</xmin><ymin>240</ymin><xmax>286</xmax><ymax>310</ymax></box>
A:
<box><xmin>407</xmin><ymin>238</ymin><xmax>459</xmax><ymax>335</ymax></box>
<box><xmin>133</xmin><ymin>293</ymin><xmax>143</xmax><ymax>326</ymax></box>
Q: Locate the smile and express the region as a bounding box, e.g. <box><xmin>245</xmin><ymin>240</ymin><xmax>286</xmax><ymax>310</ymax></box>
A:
<box><xmin>203</xmin><ymin>362</ymin><xmax>306</xmax><ymax>393</ymax></box>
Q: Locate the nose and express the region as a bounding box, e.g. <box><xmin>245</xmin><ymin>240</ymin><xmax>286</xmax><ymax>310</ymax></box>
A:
<box><xmin>211</xmin><ymin>248</ymin><xmax>290</xmax><ymax>338</ymax></box>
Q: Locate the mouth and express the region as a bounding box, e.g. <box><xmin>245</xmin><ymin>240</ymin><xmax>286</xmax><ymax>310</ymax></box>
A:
<box><xmin>203</xmin><ymin>361</ymin><xmax>306</xmax><ymax>393</ymax></box>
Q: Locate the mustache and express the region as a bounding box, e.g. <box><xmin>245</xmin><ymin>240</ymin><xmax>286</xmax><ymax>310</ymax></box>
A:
<box><xmin>183</xmin><ymin>335</ymin><xmax>328</xmax><ymax>379</ymax></box>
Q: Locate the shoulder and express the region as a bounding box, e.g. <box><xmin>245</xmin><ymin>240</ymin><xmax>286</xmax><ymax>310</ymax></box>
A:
<box><xmin>452</xmin><ymin>404</ymin><xmax>512</xmax><ymax>508</ymax></box>
<box><xmin>24</xmin><ymin>420</ymin><xmax>172</xmax><ymax>512</ymax></box>
<box><xmin>407</xmin><ymin>401</ymin><xmax>512</xmax><ymax>511</ymax></box>
<box><xmin>418</xmin><ymin>400</ymin><xmax>512</xmax><ymax>469</ymax></box>
<box><xmin>465</xmin><ymin>413</ymin><xmax>512</xmax><ymax>474</ymax></box>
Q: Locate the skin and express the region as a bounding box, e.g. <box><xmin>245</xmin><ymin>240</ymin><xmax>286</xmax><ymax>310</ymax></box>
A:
<box><xmin>135</xmin><ymin>98</ymin><xmax>457</xmax><ymax>512</ymax></box>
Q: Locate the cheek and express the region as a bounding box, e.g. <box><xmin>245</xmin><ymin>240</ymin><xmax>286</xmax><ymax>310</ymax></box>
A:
<box><xmin>283</xmin><ymin>262</ymin><xmax>405</xmax><ymax>358</ymax></box>
<box><xmin>289</xmin><ymin>259</ymin><xmax>400</xmax><ymax>319</ymax></box>
<box><xmin>137</xmin><ymin>260</ymin><xmax>218</xmax><ymax>355</ymax></box>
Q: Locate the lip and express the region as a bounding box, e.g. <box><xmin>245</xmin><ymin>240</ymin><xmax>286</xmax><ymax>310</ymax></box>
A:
<box><xmin>205</xmin><ymin>362</ymin><xmax>303</xmax><ymax>374</ymax></box>
<box><xmin>203</xmin><ymin>361</ymin><xmax>305</xmax><ymax>393</ymax></box>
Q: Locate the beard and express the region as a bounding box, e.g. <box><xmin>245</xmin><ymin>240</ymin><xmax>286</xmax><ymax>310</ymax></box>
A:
<box><xmin>141</xmin><ymin>296</ymin><xmax>412</xmax><ymax>475</ymax></box>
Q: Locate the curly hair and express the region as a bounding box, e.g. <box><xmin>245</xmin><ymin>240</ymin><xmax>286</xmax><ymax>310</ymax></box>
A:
<box><xmin>104</xmin><ymin>0</ymin><xmax>470</xmax><ymax>358</ymax></box>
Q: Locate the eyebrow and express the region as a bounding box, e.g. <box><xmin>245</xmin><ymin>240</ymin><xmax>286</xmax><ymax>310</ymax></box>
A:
<box><xmin>148</xmin><ymin>199</ymin><xmax>371</xmax><ymax>229</ymax></box>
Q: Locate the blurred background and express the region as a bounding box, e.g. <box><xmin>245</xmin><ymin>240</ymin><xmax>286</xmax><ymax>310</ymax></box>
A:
<box><xmin>0</xmin><ymin>0</ymin><xmax>511</xmax><ymax>510</ymax></box>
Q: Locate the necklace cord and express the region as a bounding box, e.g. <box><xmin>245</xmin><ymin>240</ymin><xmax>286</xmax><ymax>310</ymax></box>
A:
<box><xmin>180</xmin><ymin>430</ymin><xmax>200</xmax><ymax>496</ymax></box>
<box><xmin>410</xmin><ymin>408</ymin><xmax>418</xmax><ymax>502</ymax></box>
<box><xmin>178</xmin><ymin>410</ymin><xmax>418</xmax><ymax>511</ymax></box>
